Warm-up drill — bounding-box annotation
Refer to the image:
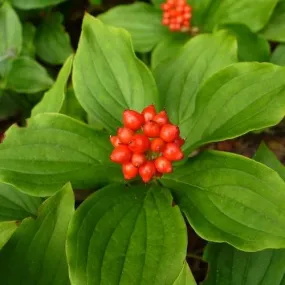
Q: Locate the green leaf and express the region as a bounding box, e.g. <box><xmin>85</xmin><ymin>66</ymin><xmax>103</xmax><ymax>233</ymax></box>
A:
<box><xmin>271</xmin><ymin>44</ymin><xmax>285</xmax><ymax>66</ymax></box>
<box><xmin>32</xmin><ymin>55</ymin><xmax>73</xmax><ymax>116</ymax></box>
<box><xmin>0</xmin><ymin>183</ymin><xmax>74</xmax><ymax>285</ymax></box>
<box><xmin>0</xmin><ymin>113</ymin><xmax>121</xmax><ymax>196</ymax></box>
<box><xmin>203</xmin><ymin>243</ymin><xmax>285</xmax><ymax>285</ymax></box>
<box><xmin>99</xmin><ymin>3</ymin><xmax>169</xmax><ymax>53</ymax></box>
<box><xmin>262</xmin><ymin>0</ymin><xmax>285</xmax><ymax>42</ymax></box>
<box><xmin>3</xmin><ymin>57</ymin><xmax>54</xmax><ymax>94</ymax></box>
<box><xmin>35</xmin><ymin>12</ymin><xmax>73</xmax><ymax>65</ymax></box>
<box><xmin>60</xmin><ymin>88</ymin><xmax>86</xmax><ymax>122</ymax></box>
<box><xmin>0</xmin><ymin>182</ymin><xmax>41</xmax><ymax>221</ymax></box>
<box><xmin>254</xmin><ymin>142</ymin><xmax>285</xmax><ymax>181</ymax></box>
<box><xmin>11</xmin><ymin>0</ymin><xmax>67</xmax><ymax>10</ymax></box>
<box><xmin>154</xmin><ymin>30</ymin><xmax>237</xmax><ymax>126</ymax></box>
<box><xmin>0</xmin><ymin>2</ymin><xmax>22</xmax><ymax>59</ymax></box>
<box><xmin>0</xmin><ymin>221</ymin><xmax>18</xmax><ymax>250</ymax></box>
<box><xmin>218</xmin><ymin>24</ymin><xmax>270</xmax><ymax>62</ymax></box>
<box><xmin>21</xmin><ymin>22</ymin><xmax>36</xmax><ymax>58</ymax></box>
<box><xmin>89</xmin><ymin>0</ymin><xmax>102</xmax><ymax>5</ymax></box>
<box><xmin>161</xmin><ymin>151</ymin><xmax>285</xmax><ymax>251</ymax></box>
<box><xmin>0</xmin><ymin>90</ymin><xmax>21</xmax><ymax>120</ymax></box>
<box><xmin>73</xmin><ymin>15</ymin><xmax>159</xmax><ymax>132</ymax></box>
<box><xmin>67</xmin><ymin>183</ymin><xmax>187</xmax><ymax>285</ymax></box>
<box><xmin>203</xmin><ymin>0</ymin><xmax>278</xmax><ymax>32</ymax></box>
<box><xmin>173</xmin><ymin>263</ymin><xmax>197</xmax><ymax>285</ymax></box>
<box><xmin>182</xmin><ymin>62</ymin><xmax>285</xmax><ymax>153</ymax></box>
<box><xmin>151</xmin><ymin>33</ymin><xmax>188</xmax><ymax>70</ymax></box>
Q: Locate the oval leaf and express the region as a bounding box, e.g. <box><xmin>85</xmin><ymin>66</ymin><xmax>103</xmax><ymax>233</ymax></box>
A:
<box><xmin>154</xmin><ymin>30</ymin><xmax>237</xmax><ymax>126</ymax></box>
<box><xmin>3</xmin><ymin>57</ymin><xmax>54</xmax><ymax>94</ymax></box>
<box><xmin>271</xmin><ymin>44</ymin><xmax>285</xmax><ymax>66</ymax></box>
<box><xmin>73</xmin><ymin>14</ymin><xmax>159</xmax><ymax>132</ymax></box>
<box><xmin>254</xmin><ymin>142</ymin><xmax>285</xmax><ymax>181</ymax></box>
<box><xmin>219</xmin><ymin>24</ymin><xmax>270</xmax><ymax>62</ymax></box>
<box><xmin>11</xmin><ymin>0</ymin><xmax>67</xmax><ymax>10</ymax></box>
<box><xmin>203</xmin><ymin>243</ymin><xmax>285</xmax><ymax>285</ymax></box>
<box><xmin>0</xmin><ymin>2</ymin><xmax>22</xmax><ymax>58</ymax></box>
<box><xmin>0</xmin><ymin>113</ymin><xmax>121</xmax><ymax>196</ymax></box>
<box><xmin>161</xmin><ymin>151</ymin><xmax>285</xmax><ymax>251</ymax></box>
<box><xmin>151</xmin><ymin>33</ymin><xmax>188</xmax><ymax>70</ymax></box>
<box><xmin>203</xmin><ymin>0</ymin><xmax>278</xmax><ymax>32</ymax></box>
<box><xmin>262</xmin><ymin>0</ymin><xmax>285</xmax><ymax>42</ymax></box>
<box><xmin>35</xmin><ymin>12</ymin><xmax>73</xmax><ymax>65</ymax></box>
<box><xmin>32</xmin><ymin>55</ymin><xmax>73</xmax><ymax>116</ymax></box>
<box><xmin>67</xmin><ymin>184</ymin><xmax>187</xmax><ymax>285</ymax></box>
<box><xmin>0</xmin><ymin>183</ymin><xmax>74</xmax><ymax>285</ymax></box>
<box><xmin>0</xmin><ymin>182</ymin><xmax>41</xmax><ymax>221</ymax></box>
<box><xmin>21</xmin><ymin>22</ymin><xmax>36</xmax><ymax>58</ymax></box>
<box><xmin>173</xmin><ymin>263</ymin><xmax>197</xmax><ymax>285</ymax></box>
<box><xmin>183</xmin><ymin>62</ymin><xmax>285</xmax><ymax>153</ymax></box>
<box><xmin>99</xmin><ymin>3</ymin><xmax>169</xmax><ymax>53</ymax></box>
<box><xmin>0</xmin><ymin>221</ymin><xmax>18</xmax><ymax>250</ymax></box>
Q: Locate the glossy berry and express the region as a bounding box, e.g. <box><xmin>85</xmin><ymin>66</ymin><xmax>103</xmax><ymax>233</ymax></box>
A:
<box><xmin>143</xmin><ymin>121</ymin><xmax>161</xmax><ymax>138</ymax></box>
<box><xmin>117</xmin><ymin>127</ymin><xmax>134</xmax><ymax>144</ymax></box>
<box><xmin>153</xmin><ymin>110</ymin><xmax>169</xmax><ymax>126</ymax></box>
<box><xmin>161</xmin><ymin>0</ymin><xmax>192</xmax><ymax>32</ymax></box>
<box><xmin>160</xmin><ymin>124</ymin><xmax>180</xmax><ymax>142</ymax></box>
<box><xmin>151</xmin><ymin>138</ymin><xmax>166</xmax><ymax>152</ymax></box>
<box><xmin>139</xmin><ymin>161</ymin><xmax>156</xmax><ymax>183</ymax></box>
<box><xmin>132</xmin><ymin>153</ymin><xmax>147</xmax><ymax>167</ymax></box>
<box><xmin>122</xmin><ymin>162</ymin><xmax>139</xmax><ymax>180</ymax></box>
<box><xmin>129</xmin><ymin>134</ymin><xmax>150</xmax><ymax>153</ymax></box>
<box><xmin>155</xmin><ymin>156</ymin><xmax>173</xmax><ymax>173</ymax></box>
<box><xmin>123</xmin><ymin>110</ymin><xmax>144</xmax><ymax>131</ymax></box>
<box><xmin>110</xmin><ymin>136</ymin><xmax>121</xmax><ymax>147</ymax></box>
<box><xmin>110</xmin><ymin>145</ymin><xmax>132</xmax><ymax>164</ymax></box>
<box><xmin>163</xmin><ymin>143</ymin><xmax>184</xmax><ymax>161</ymax></box>
<box><xmin>142</xmin><ymin>104</ymin><xmax>156</xmax><ymax>122</ymax></box>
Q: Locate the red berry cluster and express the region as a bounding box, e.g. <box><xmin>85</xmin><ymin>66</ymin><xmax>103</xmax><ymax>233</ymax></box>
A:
<box><xmin>161</xmin><ymin>0</ymin><xmax>192</xmax><ymax>32</ymax></box>
<box><xmin>110</xmin><ymin>105</ymin><xmax>184</xmax><ymax>183</ymax></box>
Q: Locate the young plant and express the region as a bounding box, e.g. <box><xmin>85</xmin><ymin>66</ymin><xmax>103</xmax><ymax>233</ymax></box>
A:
<box><xmin>0</xmin><ymin>15</ymin><xmax>285</xmax><ymax>285</ymax></box>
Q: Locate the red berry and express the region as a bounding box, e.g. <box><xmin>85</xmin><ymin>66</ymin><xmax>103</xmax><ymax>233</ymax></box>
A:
<box><xmin>139</xmin><ymin>161</ymin><xmax>156</xmax><ymax>183</ymax></box>
<box><xmin>176</xmin><ymin>5</ymin><xmax>184</xmax><ymax>12</ymax></box>
<box><xmin>177</xmin><ymin>0</ymin><xmax>186</xmax><ymax>5</ymax></box>
<box><xmin>110</xmin><ymin>145</ymin><xmax>132</xmax><ymax>164</ymax></box>
<box><xmin>174</xmin><ymin>137</ymin><xmax>185</xmax><ymax>147</ymax></box>
<box><xmin>153</xmin><ymin>110</ymin><xmax>169</xmax><ymax>126</ymax></box>
<box><xmin>184</xmin><ymin>5</ymin><xmax>192</xmax><ymax>12</ymax></box>
<box><xmin>163</xmin><ymin>143</ymin><xmax>184</xmax><ymax>161</ymax></box>
<box><xmin>160</xmin><ymin>124</ymin><xmax>180</xmax><ymax>142</ymax></box>
<box><xmin>151</xmin><ymin>138</ymin><xmax>165</xmax><ymax>152</ymax></box>
<box><xmin>117</xmin><ymin>127</ymin><xmax>134</xmax><ymax>144</ymax></box>
<box><xmin>161</xmin><ymin>3</ymin><xmax>170</xmax><ymax>10</ymax></box>
<box><xmin>110</xmin><ymin>136</ymin><xmax>121</xmax><ymax>147</ymax></box>
<box><xmin>155</xmin><ymin>156</ymin><xmax>173</xmax><ymax>173</ymax></box>
<box><xmin>176</xmin><ymin>16</ymin><xmax>183</xmax><ymax>23</ymax></box>
<box><xmin>129</xmin><ymin>134</ymin><xmax>150</xmax><ymax>153</ymax></box>
<box><xmin>123</xmin><ymin>110</ymin><xmax>144</xmax><ymax>131</ymax></box>
<box><xmin>143</xmin><ymin>121</ymin><xmax>161</xmax><ymax>138</ymax></box>
<box><xmin>142</xmin><ymin>104</ymin><xmax>156</xmax><ymax>122</ymax></box>
<box><xmin>132</xmin><ymin>153</ymin><xmax>147</xmax><ymax>167</ymax></box>
<box><xmin>184</xmin><ymin>12</ymin><xmax>192</xmax><ymax>19</ymax></box>
<box><xmin>162</xmin><ymin>18</ymin><xmax>170</xmax><ymax>25</ymax></box>
<box><xmin>122</xmin><ymin>162</ymin><xmax>139</xmax><ymax>180</ymax></box>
